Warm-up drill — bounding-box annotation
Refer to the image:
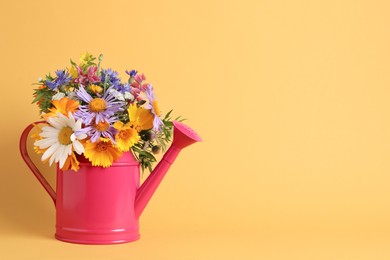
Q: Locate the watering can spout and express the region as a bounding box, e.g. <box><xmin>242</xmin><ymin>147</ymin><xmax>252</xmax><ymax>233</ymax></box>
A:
<box><xmin>134</xmin><ymin>121</ymin><xmax>202</xmax><ymax>218</ymax></box>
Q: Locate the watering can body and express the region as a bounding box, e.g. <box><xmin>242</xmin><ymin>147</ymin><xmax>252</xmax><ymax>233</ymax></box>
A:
<box><xmin>56</xmin><ymin>152</ymin><xmax>141</xmax><ymax>244</ymax></box>
<box><xmin>20</xmin><ymin>121</ymin><xmax>202</xmax><ymax>244</ymax></box>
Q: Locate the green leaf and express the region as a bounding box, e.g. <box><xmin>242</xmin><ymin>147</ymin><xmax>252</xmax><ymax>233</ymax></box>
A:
<box><xmin>70</xmin><ymin>59</ymin><xmax>77</xmax><ymax>67</ymax></box>
<box><xmin>175</xmin><ymin>116</ymin><xmax>186</xmax><ymax>122</ymax></box>
<box><xmin>164</xmin><ymin>121</ymin><xmax>173</xmax><ymax>127</ymax></box>
<box><xmin>164</xmin><ymin>109</ymin><xmax>173</xmax><ymax>120</ymax></box>
<box><xmin>31</xmin><ymin>92</ymin><xmax>44</xmax><ymax>103</ymax></box>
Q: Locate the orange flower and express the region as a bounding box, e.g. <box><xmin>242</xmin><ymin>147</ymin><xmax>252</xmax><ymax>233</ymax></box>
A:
<box><xmin>127</xmin><ymin>103</ymin><xmax>154</xmax><ymax>132</ymax></box>
<box><xmin>113</xmin><ymin>121</ymin><xmax>140</xmax><ymax>151</ymax></box>
<box><xmin>43</xmin><ymin>97</ymin><xmax>79</xmax><ymax>119</ymax></box>
<box><xmin>84</xmin><ymin>138</ymin><xmax>123</xmax><ymax>168</ymax></box>
<box><xmin>31</xmin><ymin>123</ymin><xmax>47</xmax><ymax>155</ymax></box>
<box><xmin>62</xmin><ymin>152</ymin><xmax>81</xmax><ymax>172</ymax></box>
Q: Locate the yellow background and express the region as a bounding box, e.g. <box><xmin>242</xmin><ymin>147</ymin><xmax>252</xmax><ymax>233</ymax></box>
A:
<box><xmin>1</xmin><ymin>0</ymin><xmax>390</xmax><ymax>259</ymax></box>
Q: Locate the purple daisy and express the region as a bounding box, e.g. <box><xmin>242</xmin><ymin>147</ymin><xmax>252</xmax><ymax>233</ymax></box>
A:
<box><xmin>144</xmin><ymin>84</ymin><xmax>164</xmax><ymax>131</ymax></box>
<box><xmin>75</xmin><ymin>86</ymin><xmax>125</xmax><ymax>125</ymax></box>
<box><xmin>78</xmin><ymin>116</ymin><xmax>117</xmax><ymax>143</ymax></box>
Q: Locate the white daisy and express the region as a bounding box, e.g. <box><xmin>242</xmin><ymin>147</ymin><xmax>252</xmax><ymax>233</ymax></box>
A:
<box><xmin>34</xmin><ymin>112</ymin><xmax>87</xmax><ymax>169</ymax></box>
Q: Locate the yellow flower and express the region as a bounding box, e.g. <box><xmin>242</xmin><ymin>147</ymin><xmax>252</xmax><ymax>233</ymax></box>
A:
<box><xmin>127</xmin><ymin>103</ymin><xmax>154</xmax><ymax>132</ymax></box>
<box><xmin>84</xmin><ymin>138</ymin><xmax>123</xmax><ymax>168</ymax></box>
<box><xmin>43</xmin><ymin>98</ymin><xmax>79</xmax><ymax>119</ymax></box>
<box><xmin>113</xmin><ymin>121</ymin><xmax>140</xmax><ymax>151</ymax></box>
<box><xmin>80</xmin><ymin>52</ymin><xmax>93</xmax><ymax>65</ymax></box>
<box><xmin>31</xmin><ymin>124</ymin><xmax>47</xmax><ymax>155</ymax></box>
<box><xmin>89</xmin><ymin>84</ymin><xmax>103</xmax><ymax>94</ymax></box>
<box><xmin>62</xmin><ymin>152</ymin><xmax>80</xmax><ymax>172</ymax></box>
<box><xmin>68</xmin><ymin>66</ymin><xmax>78</xmax><ymax>79</ymax></box>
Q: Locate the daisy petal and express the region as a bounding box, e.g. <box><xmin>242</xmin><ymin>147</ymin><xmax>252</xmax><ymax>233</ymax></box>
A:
<box><xmin>73</xmin><ymin>140</ymin><xmax>84</xmax><ymax>154</ymax></box>
<box><xmin>35</xmin><ymin>137</ymin><xmax>57</xmax><ymax>149</ymax></box>
<box><xmin>42</xmin><ymin>142</ymin><xmax>59</xmax><ymax>162</ymax></box>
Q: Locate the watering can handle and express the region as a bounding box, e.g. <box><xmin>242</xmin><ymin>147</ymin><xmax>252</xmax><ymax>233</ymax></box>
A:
<box><xmin>19</xmin><ymin>121</ymin><xmax>56</xmax><ymax>204</ymax></box>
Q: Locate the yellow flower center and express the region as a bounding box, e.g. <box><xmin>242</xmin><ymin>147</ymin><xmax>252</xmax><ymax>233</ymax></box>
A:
<box><xmin>94</xmin><ymin>121</ymin><xmax>110</xmax><ymax>132</ymax></box>
<box><xmin>152</xmin><ymin>100</ymin><xmax>161</xmax><ymax>116</ymax></box>
<box><xmin>58</xmin><ymin>127</ymin><xmax>73</xmax><ymax>145</ymax></box>
<box><xmin>89</xmin><ymin>98</ymin><xmax>107</xmax><ymax>112</ymax></box>
<box><xmin>90</xmin><ymin>84</ymin><xmax>103</xmax><ymax>94</ymax></box>
<box><xmin>119</xmin><ymin>130</ymin><xmax>129</xmax><ymax>139</ymax></box>
<box><xmin>129</xmin><ymin>122</ymin><xmax>142</xmax><ymax>132</ymax></box>
<box><xmin>95</xmin><ymin>142</ymin><xmax>109</xmax><ymax>152</ymax></box>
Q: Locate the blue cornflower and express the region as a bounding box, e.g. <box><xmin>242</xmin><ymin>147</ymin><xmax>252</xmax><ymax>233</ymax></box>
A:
<box><xmin>115</xmin><ymin>83</ymin><xmax>131</xmax><ymax>93</ymax></box>
<box><xmin>45</xmin><ymin>70</ymin><xmax>72</xmax><ymax>90</ymax></box>
<box><xmin>126</xmin><ymin>70</ymin><xmax>137</xmax><ymax>77</ymax></box>
<box><xmin>101</xmin><ymin>68</ymin><xmax>124</xmax><ymax>91</ymax></box>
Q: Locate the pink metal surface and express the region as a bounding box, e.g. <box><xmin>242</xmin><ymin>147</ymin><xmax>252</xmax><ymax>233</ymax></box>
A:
<box><xmin>56</xmin><ymin>152</ymin><xmax>141</xmax><ymax>244</ymax></box>
<box><xmin>20</xmin><ymin>122</ymin><xmax>56</xmax><ymax>204</ymax></box>
<box><xmin>134</xmin><ymin>121</ymin><xmax>203</xmax><ymax>218</ymax></box>
<box><xmin>19</xmin><ymin>120</ymin><xmax>202</xmax><ymax>244</ymax></box>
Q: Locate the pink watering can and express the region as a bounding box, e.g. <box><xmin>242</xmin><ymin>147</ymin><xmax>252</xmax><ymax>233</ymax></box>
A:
<box><xmin>19</xmin><ymin>121</ymin><xmax>202</xmax><ymax>244</ymax></box>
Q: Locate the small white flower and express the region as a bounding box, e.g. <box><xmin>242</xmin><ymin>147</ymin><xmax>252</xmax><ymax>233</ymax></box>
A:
<box><xmin>124</xmin><ymin>92</ymin><xmax>134</xmax><ymax>101</ymax></box>
<box><xmin>67</xmin><ymin>92</ymin><xmax>78</xmax><ymax>100</ymax></box>
<box><xmin>34</xmin><ymin>112</ymin><xmax>87</xmax><ymax>169</ymax></box>
<box><xmin>117</xmin><ymin>94</ymin><xmax>125</xmax><ymax>101</ymax></box>
<box><xmin>109</xmin><ymin>88</ymin><xmax>125</xmax><ymax>101</ymax></box>
<box><xmin>52</xmin><ymin>92</ymin><xmax>66</xmax><ymax>100</ymax></box>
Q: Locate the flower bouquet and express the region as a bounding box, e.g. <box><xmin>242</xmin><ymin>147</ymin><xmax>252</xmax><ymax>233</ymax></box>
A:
<box><xmin>22</xmin><ymin>53</ymin><xmax>202</xmax><ymax>244</ymax></box>
<box><xmin>31</xmin><ymin>53</ymin><xmax>181</xmax><ymax>172</ymax></box>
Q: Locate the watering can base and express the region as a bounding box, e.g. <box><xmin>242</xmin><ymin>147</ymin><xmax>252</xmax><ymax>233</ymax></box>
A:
<box><xmin>55</xmin><ymin>227</ymin><xmax>140</xmax><ymax>245</ymax></box>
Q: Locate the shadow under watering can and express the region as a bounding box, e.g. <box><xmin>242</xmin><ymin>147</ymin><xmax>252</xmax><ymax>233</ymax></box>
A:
<box><xmin>20</xmin><ymin>121</ymin><xmax>202</xmax><ymax>244</ymax></box>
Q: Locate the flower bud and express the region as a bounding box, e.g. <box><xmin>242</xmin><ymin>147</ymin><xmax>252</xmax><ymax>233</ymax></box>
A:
<box><xmin>142</xmin><ymin>131</ymin><xmax>154</xmax><ymax>141</ymax></box>
<box><xmin>152</xmin><ymin>145</ymin><xmax>161</xmax><ymax>154</ymax></box>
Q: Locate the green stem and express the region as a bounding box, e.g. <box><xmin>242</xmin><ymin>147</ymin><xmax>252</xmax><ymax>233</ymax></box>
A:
<box><xmin>97</xmin><ymin>54</ymin><xmax>104</xmax><ymax>75</ymax></box>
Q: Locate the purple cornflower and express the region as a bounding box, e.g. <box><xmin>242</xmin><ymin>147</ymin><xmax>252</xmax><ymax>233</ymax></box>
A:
<box><xmin>116</xmin><ymin>83</ymin><xmax>131</xmax><ymax>93</ymax></box>
<box><xmin>74</xmin><ymin>86</ymin><xmax>125</xmax><ymax>125</ymax></box>
<box><xmin>45</xmin><ymin>70</ymin><xmax>72</xmax><ymax>90</ymax></box>
<box><xmin>126</xmin><ymin>70</ymin><xmax>137</xmax><ymax>77</ymax></box>
<box><xmin>101</xmin><ymin>69</ymin><xmax>127</xmax><ymax>93</ymax></box>
<box><xmin>109</xmin><ymin>82</ymin><xmax>130</xmax><ymax>94</ymax></box>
